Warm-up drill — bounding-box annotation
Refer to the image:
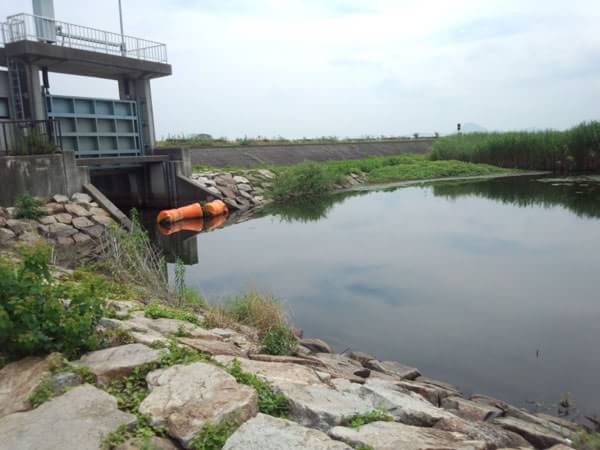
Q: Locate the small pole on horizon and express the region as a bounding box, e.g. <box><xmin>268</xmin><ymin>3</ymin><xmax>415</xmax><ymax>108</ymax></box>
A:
<box><xmin>118</xmin><ymin>0</ymin><xmax>126</xmax><ymax>56</ymax></box>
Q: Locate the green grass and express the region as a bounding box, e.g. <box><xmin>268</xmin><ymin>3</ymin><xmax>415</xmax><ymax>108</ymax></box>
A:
<box><xmin>341</xmin><ymin>410</ymin><xmax>393</xmax><ymax>428</ymax></box>
<box><xmin>267</xmin><ymin>154</ymin><xmax>509</xmax><ymax>201</ymax></box>
<box><xmin>431</xmin><ymin>121</ymin><xmax>600</xmax><ymax>171</ymax></box>
<box><xmin>188</xmin><ymin>421</ymin><xmax>237</xmax><ymax>450</ymax></box>
<box><xmin>260</xmin><ymin>324</ymin><xmax>298</xmax><ymax>356</ymax></box>
<box><xmin>144</xmin><ymin>301</ymin><xmax>201</xmax><ymax>325</ymax></box>
<box><xmin>574</xmin><ymin>429</ymin><xmax>600</xmax><ymax>450</ymax></box>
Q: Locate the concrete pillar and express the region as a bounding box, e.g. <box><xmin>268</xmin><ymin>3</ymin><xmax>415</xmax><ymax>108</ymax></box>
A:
<box><xmin>23</xmin><ymin>63</ymin><xmax>46</xmax><ymax>121</ymax></box>
<box><xmin>118</xmin><ymin>77</ymin><xmax>156</xmax><ymax>153</ymax></box>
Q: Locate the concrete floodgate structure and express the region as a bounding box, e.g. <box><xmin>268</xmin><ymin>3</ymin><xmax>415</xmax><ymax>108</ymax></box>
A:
<box><xmin>0</xmin><ymin>1</ymin><xmax>219</xmax><ymax>213</ymax></box>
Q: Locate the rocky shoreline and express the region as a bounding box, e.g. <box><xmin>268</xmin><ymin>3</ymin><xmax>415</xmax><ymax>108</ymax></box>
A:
<box><xmin>0</xmin><ymin>295</ymin><xmax>584</xmax><ymax>450</ymax></box>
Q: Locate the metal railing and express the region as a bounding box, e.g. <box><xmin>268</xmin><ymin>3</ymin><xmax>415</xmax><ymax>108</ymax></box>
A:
<box><xmin>1</xmin><ymin>13</ymin><xmax>168</xmax><ymax>63</ymax></box>
<box><xmin>0</xmin><ymin>119</ymin><xmax>63</xmax><ymax>156</ymax></box>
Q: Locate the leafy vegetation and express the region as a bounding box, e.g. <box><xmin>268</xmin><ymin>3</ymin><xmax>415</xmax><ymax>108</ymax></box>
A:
<box><xmin>98</xmin><ymin>210</ymin><xmax>170</xmax><ymax>302</ymax></box>
<box><xmin>574</xmin><ymin>429</ymin><xmax>600</xmax><ymax>450</ymax></box>
<box><xmin>0</xmin><ymin>244</ymin><xmax>105</xmax><ymax>358</ymax></box>
<box><xmin>28</xmin><ymin>376</ymin><xmax>56</xmax><ymax>408</ymax></box>
<box><xmin>267</xmin><ymin>154</ymin><xmax>508</xmax><ymax>201</ymax></box>
<box><xmin>341</xmin><ymin>410</ymin><xmax>393</xmax><ymax>428</ymax></box>
<box><xmin>431</xmin><ymin>121</ymin><xmax>600</xmax><ymax>171</ymax></box>
<box><xmin>15</xmin><ymin>193</ymin><xmax>45</xmax><ymax>219</ymax></box>
<box><xmin>226</xmin><ymin>359</ymin><xmax>290</xmax><ymax>417</ymax></box>
<box><xmin>188</xmin><ymin>421</ymin><xmax>237</xmax><ymax>450</ymax></box>
<box><xmin>144</xmin><ymin>301</ymin><xmax>201</xmax><ymax>325</ymax></box>
<box><xmin>260</xmin><ymin>324</ymin><xmax>298</xmax><ymax>356</ymax></box>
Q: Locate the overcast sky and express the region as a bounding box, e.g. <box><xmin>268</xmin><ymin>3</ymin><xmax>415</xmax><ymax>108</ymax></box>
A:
<box><xmin>3</xmin><ymin>0</ymin><xmax>600</xmax><ymax>138</ymax></box>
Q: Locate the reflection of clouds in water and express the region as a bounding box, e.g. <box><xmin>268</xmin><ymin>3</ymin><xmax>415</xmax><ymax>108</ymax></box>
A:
<box><xmin>176</xmin><ymin>179</ymin><xmax>600</xmax><ymax>418</ymax></box>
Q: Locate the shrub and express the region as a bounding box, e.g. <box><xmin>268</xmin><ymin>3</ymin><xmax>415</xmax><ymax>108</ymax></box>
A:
<box><xmin>575</xmin><ymin>430</ymin><xmax>600</xmax><ymax>450</ymax></box>
<box><xmin>260</xmin><ymin>324</ymin><xmax>298</xmax><ymax>356</ymax></box>
<box><xmin>15</xmin><ymin>193</ymin><xmax>45</xmax><ymax>219</ymax></box>
<box><xmin>224</xmin><ymin>292</ymin><xmax>287</xmax><ymax>337</ymax></box>
<box><xmin>0</xmin><ymin>244</ymin><xmax>105</xmax><ymax>358</ymax></box>
<box><xmin>270</xmin><ymin>162</ymin><xmax>337</xmax><ymax>201</ymax></box>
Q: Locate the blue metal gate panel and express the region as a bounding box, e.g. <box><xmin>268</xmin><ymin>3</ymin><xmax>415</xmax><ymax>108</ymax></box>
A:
<box><xmin>45</xmin><ymin>94</ymin><xmax>143</xmax><ymax>158</ymax></box>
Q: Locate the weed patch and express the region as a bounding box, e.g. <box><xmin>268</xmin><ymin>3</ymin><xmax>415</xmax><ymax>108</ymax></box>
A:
<box><xmin>341</xmin><ymin>410</ymin><xmax>393</xmax><ymax>428</ymax></box>
<box><xmin>575</xmin><ymin>429</ymin><xmax>600</xmax><ymax>450</ymax></box>
<box><xmin>144</xmin><ymin>301</ymin><xmax>201</xmax><ymax>325</ymax></box>
<box><xmin>15</xmin><ymin>193</ymin><xmax>45</xmax><ymax>219</ymax></box>
<box><xmin>226</xmin><ymin>359</ymin><xmax>290</xmax><ymax>417</ymax></box>
<box><xmin>260</xmin><ymin>324</ymin><xmax>298</xmax><ymax>356</ymax></box>
<box><xmin>188</xmin><ymin>421</ymin><xmax>237</xmax><ymax>450</ymax></box>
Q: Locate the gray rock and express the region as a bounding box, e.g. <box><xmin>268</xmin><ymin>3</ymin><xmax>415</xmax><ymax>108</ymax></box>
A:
<box><xmin>77</xmin><ymin>344</ymin><xmax>161</xmax><ymax>385</ymax></box>
<box><xmin>50</xmin><ymin>372</ymin><xmax>83</xmax><ymax>394</ymax></box>
<box><xmin>0</xmin><ymin>357</ymin><xmax>50</xmax><ymax>418</ymax></box>
<box><xmin>139</xmin><ymin>362</ymin><xmax>258</xmax><ymax>447</ymax></box>
<box><xmin>125</xmin><ymin>316</ymin><xmax>217</xmax><ymax>340</ymax></box>
<box><xmin>356</xmin><ymin>378</ymin><xmax>456</xmax><ymax>426</ymax></box>
<box><xmin>206</xmin><ymin>186</ymin><xmax>222</xmax><ymax>196</ymax></box>
<box><xmin>6</xmin><ymin>219</ymin><xmax>34</xmax><ymax>235</ymax></box>
<box><xmin>72</xmin><ymin>216</ymin><xmax>94</xmax><ymax>230</ymax></box>
<box><xmin>216</xmin><ymin>356</ymin><xmax>324</xmax><ymax>387</ymax></box>
<box><xmin>54</xmin><ymin>213</ymin><xmax>73</xmax><ymax>224</ymax></box>
<box><xmin>442</xmin><ymin>396</ymin><xmax>503</xmax><ymax>421</ymax></box>
<box><xmin>233</xmin><ymin>175</ymin><xmax>250</xmax><ymax>184</ymax></box>
<box><xmin>237</xmin><ymin>183</ymin><xmax>253</xmax><ymax>192</ymax></box>
<box><xmin>313</xmin><ymin>353</ymin><xmax>365</xmax><ymax>383</ymax></box>
<box><xmin>5</xmin><ymin>207</ymin><xmax>16</xmax><ymax>219</ymax></box>
<box><xmin>0</xmin><ymin>227</ymin><xmax>16</xmax><ymax>245</ymax></box>
<box><xmin>493</xmin><ymin>416</ymin><xmax>570</xmax><ymax>449</ymax></box>
<box><xmin>223</xmin><ymin>413</ymin><xmax>352</xmax><ymax>450</ymax></box>
<box><xmin>435</xmin><ymin>415</ymin><xmax>531</xmax><ymax>449</ymax></box>
<box><xmin>329</xmin><ymin>421</ymin><xmax>487</xmax><ymax>450</ymax></box>
<box><xmin>0</xmin><ymin>216</ymin><xmax>6</xmax><ymax>227</ymax></box>
<box><xmin>64</xmin><ymin>203</ymin><xmax>92</xmax><ymax>217</ymax></box>
<box><xmin>56</xmin><ymin>236</ymin><xmax>75</xmax><ymax>246</ymax></box>
<box><xmin>82</xmin><ymin>224</ymin><xmax>105</xmax><ymax>238</ymax></box>
<box><xmin>47</xmin><ymin>222</ymin><xmax>78</xmax><ymax>238</ymax></box>
<box><xmin>71</xmin><ymin>193</ymin><xmax>93</xmax><ymax>204</ymax></box>
<box><xmin>273</xmin><ymin>380</ymin><xmax>375</xmax><ymax>431</ymax></box>
<box><xmin>347</xmin><ymin>351</ymin><xmax>377</xmax><ymax>366</ymax></box>
<box><xmin>38</xmin><ymin>216</ymin><xmax>57</xmax><ymax>225</ymax></box>
<box><xmin>44</xmin><ymin>203</ymin><xmax>65</xmax><ymax>215</ymax></box>
<box><xmin>257</xmin><ymin>169</ymin><xmax>275</xmax><ymax>179</ymax></box>
<box><xmin>0</xmin><ymin>385</ymin><xmax>136</xmax><ymax>450</ymax></box>
<box><xmin>92</xmin><ymin>214</ymin><xmax>113</xmax><ymax>226</ymax></box>
<box><xmin>365</xmin><ymin>359</ymin><xmax>421</xmax><ymax>380</ymax></box>
<box><xmin>178</xmin><ymin>337</ymin><xmax>246</xmax><ymax>357</ymax></box>
<box><xmin>18</xmin><ymin>231</ymin><xmax>42</xmax><ymax>244</ymax></box>
<box><xmin>73</xmin><ymin>233</ymin><xmax>92</xmax><ymax>244</ymax></box>
<box><xmin>116</xmin><ymin>436</ymin><xmax>179</xmax><ymax>450</ymax></box>
<box><xmin>52</xmin><ymin>194</ymin><xmax>69</xmax><ymax>203</ymax></box>
<box><xmin>300</xmin><ymin>338</ymin><xmax>333</xmax><ymax>354</ymax></box>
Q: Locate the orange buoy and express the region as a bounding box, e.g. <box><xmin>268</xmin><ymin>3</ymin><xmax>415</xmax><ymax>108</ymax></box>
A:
<box><xmin>157</xmin><ymin>203</ymin><xmax>203</xmax><ymax>225</ymax></box>
<box><xmin>203</xmin><ymin>200</ymin><xmax>228</xmax><ymax>217</ymax></box>
<box><xmin>205</xmin><ymin>214</ymin><xmax>227</xmax><ymax>230</ymax></box>
<box><xmin>158</xmin><ymin>219</ymin><xmax>204</xmax><ymax>236</ymax></box>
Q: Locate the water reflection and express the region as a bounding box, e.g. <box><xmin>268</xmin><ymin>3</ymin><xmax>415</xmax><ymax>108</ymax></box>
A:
<box><xmin>155</xmin><ymin>176</ymin><xmax>600</xmax><ymax>421</ymax></box>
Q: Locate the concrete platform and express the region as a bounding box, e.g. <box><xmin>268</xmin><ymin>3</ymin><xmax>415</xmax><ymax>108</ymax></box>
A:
<box><xmin>0</xmin><ymin>41</ymin><xmax>171</xmax><ymax>80</ymax></box>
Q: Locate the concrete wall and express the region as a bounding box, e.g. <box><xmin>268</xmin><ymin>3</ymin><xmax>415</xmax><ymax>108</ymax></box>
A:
<box><xmin>0</xmin><ymin>151</ymin><xmax>90</xmax><ymax>206</ymax></box>
<box><xmin>183</xmin><ymin>139</ymin><xmax>435</xmax><ymax>168</ymax></box>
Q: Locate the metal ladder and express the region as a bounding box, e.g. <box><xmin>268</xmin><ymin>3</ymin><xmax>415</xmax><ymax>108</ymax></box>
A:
<box><xmin>7</xmin><ymin>58</ymin><xmax>28</xmax><ymax>120</ymax></box>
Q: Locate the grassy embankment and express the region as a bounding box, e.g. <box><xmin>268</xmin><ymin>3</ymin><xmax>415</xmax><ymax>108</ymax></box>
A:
<box><xmin>194</xmin><ymin>154</ymin><xmax>510</xmax><ymax>201</ymax></box>
<box><xmin>431</xmin><ymin>121</ymin><xmax>600</xmax><ymax>172</ymax></box>
<box><xmin>158</xmin><ymin>134</ymin><xmax>423</xmax><ymax>148</ymax></box>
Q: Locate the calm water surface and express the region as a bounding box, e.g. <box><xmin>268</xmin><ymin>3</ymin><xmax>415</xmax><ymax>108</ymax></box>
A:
<box><xmin>157</xmin><ymin>176</ymin><xmax>600</xmax><ymax>420</ymax></box>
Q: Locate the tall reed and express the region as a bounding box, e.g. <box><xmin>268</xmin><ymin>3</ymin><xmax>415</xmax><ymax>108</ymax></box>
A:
<box><xmin>431</xmin><ymin>121</ymin><xmax>600</xmax><ymax>172</ymax></box>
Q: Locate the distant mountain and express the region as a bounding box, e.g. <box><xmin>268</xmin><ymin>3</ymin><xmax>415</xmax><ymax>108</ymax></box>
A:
<box><xmin>461</xmin><ymin>123</ymin><xmax>488</xmax><ymax>133</ymax></box>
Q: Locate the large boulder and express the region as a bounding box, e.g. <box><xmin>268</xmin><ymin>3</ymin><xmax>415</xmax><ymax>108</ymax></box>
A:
<box><xmin>356</xmin><ymin>378</ymin><xmax>456</xmax><ymax>426</ymax></box>
<box><xmin>125</xmin><ymin>315</ymin><xmax>213</xmax><ymax>340</ymax></box>
<box><xmin>64</xmin><ymin>203</ymin><xmax>92</xmax><ymax>217</ymax></box>
<box><xmin>435</xmin><ymin>415</ymin><xmax>531</xmax><ymax>449</ymax></box>
<box><xmin>273</xmin><ymin>380</ymin><xmax>375</xmax><ymax>431</ymax></box>
<box><xmin>0</xmin><ymin>385</ymin><xmax>136</xmax><ymax>450</ymax></box>
<box><xmin>365</xmin><ymin>359</ymin><xmax>421</xmax><ymax>380</ymax></box>
<box><xmin>0</xmin><ymin>357</ymin><xmax>50</xmax><ymax>418</ymax></box>
<box><xmin>442</xmin><ymin>396</ymin><xmax>503</xmax><ymax>421</ymax></box>
<box><xmin>493</xmin><ymin>416</ymin><xmax>570</xmax><ymax>449</ymax></box>
<box><xmin>329</xmin><ymin>421</ymin><xmax>487</xmax><ymax>450</ymax></box>
<box><xmin>76</xmin><ymin>344</ymin><xmax>161</xmax><ymax>385</ymax></box>
<box><xmin>139</xmin><ymin>362</ymin><xmax>258</xmax><ymax>448</ymax></box>
<box><xmin>313</xmin><ymin>353</ymin><xmax>366</xmax><ymax>383</ymax></box>
<box><xmin>215</xmin><ymin>356</ymin><xmax>324</xmax><ymax>386</ymax></box>
<box><xmin>301</xmin><ymin>338</ymin><xmax>333</xmax><ymax>354</ymax></box>
<box><xmin>223</xmin><ymin>413</ymin><xmax>352</xmax><ymax>450</ymax></box>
